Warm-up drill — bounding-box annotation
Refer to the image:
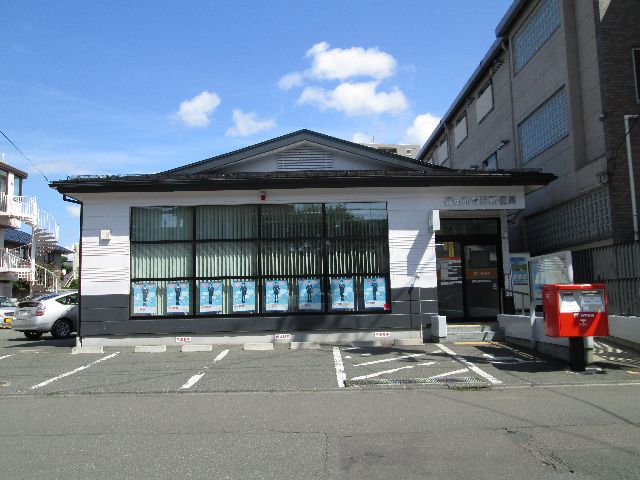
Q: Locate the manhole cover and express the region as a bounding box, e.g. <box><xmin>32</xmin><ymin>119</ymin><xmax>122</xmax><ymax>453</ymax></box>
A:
<box><xmin>0</xmin><ymin>381</ymin><xmax>10</xmax><ymax>387</ymax></box>
<box><xmin>346</xmin><ymin>377</ymin><xmax>484</xmax><ymax>386</ymax></box>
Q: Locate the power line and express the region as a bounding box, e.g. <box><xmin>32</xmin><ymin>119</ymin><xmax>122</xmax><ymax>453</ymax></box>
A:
<box><xmin>0</xmin><ymin>129</ymin><xmax>50</xmax><ymax>182</ymax></box>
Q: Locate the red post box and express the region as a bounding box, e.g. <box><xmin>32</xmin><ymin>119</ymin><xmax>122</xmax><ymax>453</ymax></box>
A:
<box><xmin>542</xmin><ymin>284</ymin><xmax>609</xmax><ymax>337</ymax></box>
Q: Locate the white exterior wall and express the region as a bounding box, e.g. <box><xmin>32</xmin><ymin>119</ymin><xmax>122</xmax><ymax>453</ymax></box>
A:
<box><xmin>78</xmin><ymin>186</ymin><xmax>525</xmax><ymax>300</ymax></box>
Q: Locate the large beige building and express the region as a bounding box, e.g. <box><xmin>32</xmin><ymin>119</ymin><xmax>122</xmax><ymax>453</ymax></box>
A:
<box><xmin>417</xmin><ymin>0</ymin><xmax>640</xmax><ymax>255</ymax></box>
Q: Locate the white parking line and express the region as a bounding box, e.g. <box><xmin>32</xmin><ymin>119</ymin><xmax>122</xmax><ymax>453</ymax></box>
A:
<box><xmin>428</xmin><ymin>368</ymin><xmax>469</xmax><ymax>380</ymax></box>
<box><xmin>31</xmin><ymin>353</ymin><xmax>119</xmax><ymax>390</ymax></box>
<box><xmin>350</xmin><ymin>362</ymin><xmax>436</xmax><ymax>381</ymax></box>
<box><xmin>436</xmin><ymin>344</ymin><xmax>502</xmax><ymax>385</ymax></box>
<box><xmin>333</xmin><ymin>347</ymin><xmax>346</xmax><ymax>388</ymax></box>
<box><xmin>353</xmin><ymin>353</ymin><xmax>425</xmax><ymax>367</ymax></box>
<box><xmin>180</xmin><ymin>349</ymin><xmax>230</xmax><ymax>390</ymax></box>
<box><xmin>0</xmin><ymin>354</ymin><xmax>13</xmax><ymax>361</ymax></box>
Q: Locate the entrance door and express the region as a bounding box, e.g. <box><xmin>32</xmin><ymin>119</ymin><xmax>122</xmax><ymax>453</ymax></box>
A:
<box><xmin>464</xmin><ymin>244</ymin><xmax>500</xmax><ymax>318</ymax></box>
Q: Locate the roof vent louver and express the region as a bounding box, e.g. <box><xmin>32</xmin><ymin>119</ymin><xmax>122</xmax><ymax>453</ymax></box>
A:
<box><xmin>276</xmin><ymin>148</ymin><xmax>333</xmax><ymax>171</ymax></box>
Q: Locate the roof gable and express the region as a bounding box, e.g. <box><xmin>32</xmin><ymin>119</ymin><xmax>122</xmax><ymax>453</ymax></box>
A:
<box><xmin>163</xmin><ymin>129</ymin><xmax>429</xmax><ymax>174</ymax></box>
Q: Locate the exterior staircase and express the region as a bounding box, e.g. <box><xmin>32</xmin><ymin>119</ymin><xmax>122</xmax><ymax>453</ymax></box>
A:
<box><xmin>0</xmin><ymin>193</ymin><xmax>60</xmax><ymax>295</ymax></box>
<box><xmin>445</xmin><ymin>322</ymin><xmax>504</xmax><ymax>342</ymax></box>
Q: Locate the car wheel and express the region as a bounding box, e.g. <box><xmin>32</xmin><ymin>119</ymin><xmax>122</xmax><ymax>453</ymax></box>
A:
<box><xmin>51</xmin><ymin>319</ymin><xmax>72</xmax><ymax>339</ymax></box>
<box><xmin>24</xmin><ymin>331</ymin><xmax>43</xmax><ymax>340</ymax></box>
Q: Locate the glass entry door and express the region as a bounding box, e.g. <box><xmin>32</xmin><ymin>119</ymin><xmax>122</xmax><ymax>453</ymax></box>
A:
<box><xmin>436</xmin><ymin>240</ymin><xmax>501</xmax><ymax>320</ymax></box>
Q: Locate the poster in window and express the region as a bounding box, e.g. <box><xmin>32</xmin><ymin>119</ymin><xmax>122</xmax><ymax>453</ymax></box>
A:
<box><xmin>232</xmin><ymin>280</ymin><xmax>256</xmax><ymax>313</ymax></box>
<box><xmin>297</xmin><ymin>278</ymin><xmax>322</xmax><ymax>311</ymax></box>
<box><xmin>264</xmin><ymin>280</ymin><xmax>289</xmax><ymax>312</ymax></box>
<box><xmin>330</xmin><ymin>277</ymin><xmax>354</xmax><ymax>310</ymax></box>
<box><xmin>167</xmin><ymin>281</ymin><xmax>190</xmax><ymax>314</ymax></box>
<box><xmin>364</xmin><ymin>277</ymin><xmax>387</xmax><ymax>309</ymax></box>
<box><xmin>199</xmin><ymin>281</ymin><xmax>223</xmax><ymax>313</ymax></box>
<box><xmin>132</xmin><ymin>281</ymin><xmax>157</xmax><ymax>315</ymax></box>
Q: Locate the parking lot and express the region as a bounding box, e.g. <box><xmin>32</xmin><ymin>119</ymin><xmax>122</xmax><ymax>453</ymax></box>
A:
<box><xmin>1</xmin><ymin>329</ymin><xmax>639</xmax><ymax>396</ymax></box>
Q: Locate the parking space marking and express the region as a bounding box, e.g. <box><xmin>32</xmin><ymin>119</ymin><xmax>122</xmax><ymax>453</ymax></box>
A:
<box><xmin>482</xmin><ymin>353</ymin><xmax>542</xmax><ymax>364</ymax></box>
<box><xmin>30</xmin><ymin>352</ymin><xmax>119</xmax><ymax>390</ymax></box>
<box><xmin>428</xmin><ymin>368</ymin><xmax>469</xmax><ymax>380</ymax></box>
<box><xmin>333</xmin><ymin>347</ymin><xmax>346</xmax><ymax>388</ymax></box>
<box><xmin>436</xmin><ymin>344</ymin><xmax>502</xmax><ymax>385</ymax></box>
<box><xmin>0</xmin><ymin>354</ymin><xmax>13</xmax><ymax>361</ymax></box>
<box><xmin>179</xmin><ymin>349</ymin><xmax>230</xmax><ymax>390</ymax></box>
<box><xmin>353</xmin><ymin>353</ymin><xmax>425</xmax><ymax>367</ymax></box>
<box><xmin>350</xmin><ymin>362</ymin><xmax>437</xmax><ymax>381</ymax></box>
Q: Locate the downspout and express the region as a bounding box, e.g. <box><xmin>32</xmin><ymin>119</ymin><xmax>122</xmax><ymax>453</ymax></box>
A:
<box><xmin>624</xmin><ymin>115</ymin><xmax>639</xmax><ymax>241</ymax></box>
<box><xmin>63</xmin><ymin>194</ymin><xmax>83</xmax><ymax>347</ymax></box>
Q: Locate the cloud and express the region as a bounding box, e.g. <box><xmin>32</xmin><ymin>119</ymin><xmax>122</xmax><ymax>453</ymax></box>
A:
<box><xmin>351</xmin><ymin>132</ymin><xmax>374</xmax><ymax>144</ymax></box>
<box><xmin>65</xmin><ymin>205</ymin><xmax>81</xmax><ymax>218</ymax></box>
<box><xmin>297</xmin><ymin>81</ymin><xmax>408</xmax><ymax>117</ymax></box>
<box><xmin>305</xmin><ymin>42</ymin><xmax>396</xmax><ymax>81</ymax></box>
<box><xmin>174</xmin><ymin>91</ymin><xmax>221</xmax><ymax>127</ymax></box>
<box><xmin>277</xmin><ymin>72</ymin><xmax>304</xmax><ymax>91</ymax></box>
<box><xmin>225</xmin><ymin>110</ymin><xmax>276</xmax><ymax>137</ymax></box>
<box><xmin>403</xmin><ymin>113</ymin><xmax>441</xmax><ymax>144</ymax></box>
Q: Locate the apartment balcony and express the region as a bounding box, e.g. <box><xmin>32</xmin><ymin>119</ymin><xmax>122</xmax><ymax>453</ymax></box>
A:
<box><xmin>0</xmin><ymin>193</ymin><xmax>59</xmax><ymax>244</ymax></box>
<box><xmin>0</xmin><ymin>249</ymin><xmax>31</xmax><ymax>281</ymax></box>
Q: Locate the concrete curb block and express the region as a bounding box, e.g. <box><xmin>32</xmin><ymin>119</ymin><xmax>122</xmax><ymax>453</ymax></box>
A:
<box><xmin>180</xmin><ymin>345</ymin><xmax>213</xmax><ymax>352</ymax></box>
<box><xmin>134</xmin><ymin>345</ymin><xmax>167</xmax><ymax>353</ymax></box>
<box><xmin>243</xmin><ymin>343</ymin><xmax>274</xmax><ymax>351</ymax></box>
<box><xmin>394</xmin><ymin>339</ymin><xmax>424</xmax><ymax>346</ymax></box>
<box><xmin>290</xmin><ymin>342</ymin><xmax>321</xmax><ymax>350</ymax></box>
<box><xmin>71</xmin><ymin>346</ymin><xmax>104</xmax><ymax>354</ymax></box>
<box><xmin>351</xmin><ymin>340</ymin><xmax>394</xmax><ymax>347</ymax></box>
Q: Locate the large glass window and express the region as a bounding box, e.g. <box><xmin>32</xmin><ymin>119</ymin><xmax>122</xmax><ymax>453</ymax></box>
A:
<box><xmin>518</xmin><ymin>88</ymin><xmax>568</xmax><ymax>163</ymax></box>
<box><xmin>513</xmin><ymin>0</ymin><xmax>560</xmax><ymax>73</ymax></box>
<box><xmin>130</xmin><ymin>203</ymin><xmax>390</xmax><ymax>317</ymax></box>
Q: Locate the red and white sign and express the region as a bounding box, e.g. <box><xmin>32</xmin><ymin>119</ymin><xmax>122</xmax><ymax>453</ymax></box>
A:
<box><xmin>175</xmin><ymin>337</ymin><xmax>192</xmax><ymax>343</ymax></box>
<box><xmin>274</xmin><ymin>334</ymin><xmax>291</xmax><ymax>340</ymax></box>
<box><xmin>374</xmin><ymin>332</ymin><xmax>391</xmax><ymax>338</ymax></box>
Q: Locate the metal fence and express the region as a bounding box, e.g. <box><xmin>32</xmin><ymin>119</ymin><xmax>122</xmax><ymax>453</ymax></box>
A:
<box><xmin>572</xmin><ymin>242</ymin><xmax>640</xmax><ymax>315</ymax></box>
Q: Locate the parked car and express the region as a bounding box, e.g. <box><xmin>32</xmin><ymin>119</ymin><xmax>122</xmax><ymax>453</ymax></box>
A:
<box><xmin>0</xmin><ymin>296</ymin><xmax>17</xmax><ymax>329</ymax></box>
<box><xmin>13</xmin><ymin>291</ymin><xmax>78</xmax><ymax>339</ymax></box>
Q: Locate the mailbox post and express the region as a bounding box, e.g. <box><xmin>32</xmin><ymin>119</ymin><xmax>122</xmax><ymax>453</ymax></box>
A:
<box><xmin>542</xmin><ymin>284</ymin><xmax>609</xmax><ymax>371</ymax></box>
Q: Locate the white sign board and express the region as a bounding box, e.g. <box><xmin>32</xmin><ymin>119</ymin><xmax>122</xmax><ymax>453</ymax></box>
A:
<box><xmin>528</xmin><ymin>251</ymin><xmax>573</xmax><ymax>304</ymax></box>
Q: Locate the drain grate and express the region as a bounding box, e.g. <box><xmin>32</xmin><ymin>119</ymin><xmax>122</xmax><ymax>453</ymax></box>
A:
<box><xmin>346</xmin><ymin>377</ymin><xmax>484</xmax><ymax>386</ymax></box>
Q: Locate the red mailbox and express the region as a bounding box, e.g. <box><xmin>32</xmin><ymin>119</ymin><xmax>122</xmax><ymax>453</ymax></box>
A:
<box><xmin>542</xmin><ymin>284</ymin><xmax>609</xmax><ymax>337</ymax></box>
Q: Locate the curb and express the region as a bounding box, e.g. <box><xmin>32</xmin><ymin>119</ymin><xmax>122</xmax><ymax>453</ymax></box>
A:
<box><xmin>243</xmin><ymin>343</ymin><xmax>274</xmax><ymax>351</ymax></box>
<box><xmin>181</xmin><ymin>344</ymin><xmax>213</xmax><ymax>352</ymax></box>
<box><xmin>72</xmin><ymin>346</ymin><xmax>104</xmax><ymax>354</ymax></box>
<box><xmin>134</xmin><ymin>345</ymin><xmax>167</xmax><ymax>353</ymax></box>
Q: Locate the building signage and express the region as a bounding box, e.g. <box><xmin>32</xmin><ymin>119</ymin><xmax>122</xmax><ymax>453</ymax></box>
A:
<box><xmin>199</xmin><ymin>281</ymin><xmax>223</xmax><ymax>313</ymax></box>
<box><xmin>232</xmin><ymin>280</ymin><xmax>256</xmax><ymax>312</ymax></box>
<box><xmin>265</xmin><ymin>280</ymin><xmax>289</xmax><ymax>312</ymax></box>
<box><xmin>330</xmin><ymin>277</ymin><xmax>354</xmax><ymax>310</ymax></box>
<box><xmin>529</xmin><ymin>251</ymin><xmax>573</xmax><ymax>303</ymax></box>
<box><xmin>363</xmin><ymin>277</ymin><xmax>387</xmax><ymax>309</ymax></box>
<box><xmin>298</xmin><ymin>278</ymin><xmax>322</xmax><ymax>311</ymax></box>
<box><xmin>167</xmin><ymin>281</ymin><xmax>190</xmax><ymax>314</ymax></box>
<box><xmin>132</xmin><ymin>281</ymin><xmax>158</xmax><ymax>315</ymax></box>
<box><xmin>443</xmin><ymin>195</ymin><xmax>517</xmax><ymax>207</ymax></box>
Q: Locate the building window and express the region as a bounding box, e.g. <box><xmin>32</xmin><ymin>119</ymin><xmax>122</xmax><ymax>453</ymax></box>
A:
<box><xmin>435</xmin><ymin>138</ymin><xmax>449</xmax><ymax>165</ymax></box>
<box><xmin>513</xmin><ymin>0</ymin><xmax>561</xmax><ymax>74</ymax></box>
<box><xmin>405</xmin><ymin>149</ymin><xmax>413</xmax><ymax>155</ymax></box>
<box><xmin>454</xmin><ymin>113</ymin><xmax>468</xmax><ymax>147</ymax></box>
<box><xmin>13</xmin><ymin>177</ymin><xmax>22</xmax><ymax>196</ymax></box>
<box><xmin>476</xmin><ymin>80</ymin><xmax>493</xmax><ymax>122</ymax></box>
<box><xmin>482</xmin><ymin>153</ymin><xmax>497</xmax><ymax>171</ymax></box>
<box><xmin>518</xmin><ymin>88</ymin><xmax>568</xmax><ymax>163</ymax></box>
<box><xmin>129</xmin><ymin>203</ymin><xmax>390</xmax><ymax>317</ymax></box>
<box><xmin>633</xmin><ymin>49</ymin><xmax>640</xmax><ymax>103</ymax></box>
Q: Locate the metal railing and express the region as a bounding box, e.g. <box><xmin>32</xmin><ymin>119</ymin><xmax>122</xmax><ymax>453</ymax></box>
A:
<box><xmin>34</xmin><ymin>264</ymin><xmax>58</xmax><ymax>292</ymax></box>
<box><xmin>0</xmin><ymin>193</ymin><xmax>37</xmax><ymax>218</ymax></box>
<box><xmin>0</xmin><ymin>249</ymin><xmax>31</xmax><ymax>278</ymax></box>
<box><xmin>35</xmin><ymin>208</ymin><xmax>60</xmax><ymax>242</ymax></box>
<box><xmin>500</xmin><ymin>288</ymin><xmax>530</xmax><ymax>316</ymax></box>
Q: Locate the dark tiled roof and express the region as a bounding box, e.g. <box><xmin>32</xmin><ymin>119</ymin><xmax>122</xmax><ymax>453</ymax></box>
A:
<box><xmin>3</xmin><ymin>229</ymin><xmax>72</xmax><ymax>254</ymax></box>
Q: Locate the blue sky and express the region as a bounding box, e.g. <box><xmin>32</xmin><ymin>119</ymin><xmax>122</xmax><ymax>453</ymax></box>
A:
<box><xmin>2</xmin><ymin>0</ymin><xmax>512</xmax><ymax>248</ymax></box>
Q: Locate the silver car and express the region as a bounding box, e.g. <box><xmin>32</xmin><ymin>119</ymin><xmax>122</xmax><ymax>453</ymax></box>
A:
<box><xmin>14</xmin><ymin>291</ymin><xmax>78</xmax><ymax>339</ymax></box>
<box><xmin>0</xmin><ymin>296</ymin><xmax>17</xmax><ymax>329</ymax></box>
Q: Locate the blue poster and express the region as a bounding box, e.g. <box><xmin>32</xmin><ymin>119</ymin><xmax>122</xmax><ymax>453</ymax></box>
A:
<box><xmin>265</xmin><ymin>280</ymin><xmax>289</xmax><ymax>312</ymax></box>
<box><xmin>167</xmin><ymin>281</ymin><xmax>190</xmax><ymax>313</ymax></box>
<box><xmin>133</xmin><ymin>281</ymin><xmax>157</xmax><ymax>315</ymax></box>
<box><xmin>298</xmin><ymin>278</ymin><xmax>322</xmax><ymax>311</ymax></box>
<box><xmin>199</xmin><ymin>281</ymin><xmax>223</xmax><ymax>313</ymax></box>
<box><xmin>232</xmin><ymin>280</ymin><xmax>256</xmax><ymax>312</ymax></box>
<box><xmin>331</xmin><ymin>277</ymin><xmax>354</xmax><ymax>310</ymax></box>
<box><xmin>364</xmin><ymin>277</ymin><xmax>386</xmax><ymax>310</ymax></box>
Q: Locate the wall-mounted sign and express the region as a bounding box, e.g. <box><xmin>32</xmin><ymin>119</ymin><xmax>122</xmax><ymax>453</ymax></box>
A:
<box><xmin>199</xmin><ymin>281</ymin><xmax>223</xmax><ymax>313</ymax></box>
<box><xmin>167</xmin><ymin>281</ymin><xmax>190</xmax><ymax>313</ymax></box>
<box><xmin>232</xmin><ymin>280</ymin><xmax>256</xmax><ymax>313</ymax></box>
<box><xmin>298</xmin><ymin>278</ymin><xmax>322</xmax><ymax>311</ymax></box>
<box><xmin>529</xmin><ymin>251</ymin><xmax>573</xmax><ymax>304</ymax></box>
<box><xmin>133</xmin><ymin>281</ymin><xmax>157</xmax><ymax>315</ymax></box>
<box><xmin>265</xmin><ymin>280</ymin><xmax>289</xmax><ymax>312</ymax></box>
<box><xmin>443</xmin><ymin>195</ymin><xmax>517</xmax><ymax>207</ymax></box>
<box><xmin>331</xmin><ymin>277</ymin><xmax>354</xmax><ymax>310</ymax></box>
<box><xmin>428</xmin><ymin>209</ymin><xmax>440</xmax><ymax>232</ymax></box>
<box><xmin>363</xmin><ymin>277</ymin><xmax>387</xmax><ymax>309</ymax></box>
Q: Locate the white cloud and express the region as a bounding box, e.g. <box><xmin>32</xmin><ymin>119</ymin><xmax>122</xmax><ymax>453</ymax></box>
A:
<box><xmin>403</xmin><ymin>113</ymin><xmax>441</xmax><ymax>144</ymax></box>
<box><xmin>277</xmin><ymin>72</ymin><xmax>304</xmax><ymax>91</ymax></box>
<box><xmin>65</xmin><ymin>205</ymin><xmax>81</xmax><ymax>218</ymax></box>
<box><xmin>305</xmin><ymin>42</ymin><xmax>396</xmax><ymax>81</ymax></box>
<box><xmin>351</xmin><ymin>132</ymin><xmax>374</xmax><ymax>144</ymax></box>
<box><xmin>225</xmin><ymin>110</ymin><xmax>276</xmax><ymax>137</ymax></box>
<box><xmin>297</xmin><ymin>81</ymin><xmax>408</xmax><ymax>117</ymax></box>
<box><xmin>174</xmin><ymin>91</ymin><xmax>221</xmax><ymax>127</ymax></box>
